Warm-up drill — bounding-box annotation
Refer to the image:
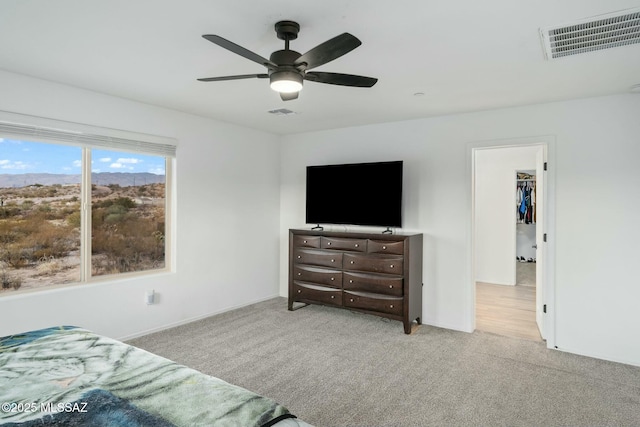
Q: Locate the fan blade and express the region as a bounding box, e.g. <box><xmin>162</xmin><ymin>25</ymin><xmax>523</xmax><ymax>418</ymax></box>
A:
<box><xmin>305</xmin><ymin>72</ymin><xmax>378</xmax><ymax>87</ymax></box>
<box><xmin>198</xmin><ymin>74</ymin><xmax>268</xmax><ymax>82</ymax></box>
<box><xmin>280</xmin><ymin>92</ymin><xmax>299</xmax><ymax>101</ymax></box>
<box><xmin>294</xmin><ymin>33</ymin><xmax>361</xmax><ymax>70</ymax></box>
<box><xmin>202</xmin><ymin>35</ymin><xmax>277</xmax><ymax>69</ymax></box>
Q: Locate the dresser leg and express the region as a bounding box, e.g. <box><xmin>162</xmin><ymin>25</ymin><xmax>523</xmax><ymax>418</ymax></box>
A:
<box><xmin>404</xmin><ymin>321</ymin><xmax>412</xmax><ymax>334</ymax></box>
<box><xmin>404</xmin><ymin>318</ymin><xmax>421</xmax><ymax>334</ymax></box>
<box><xmin>289</xmin><ymin>302</ymin><xmax>310</xmax><ymax>311</ymax></box>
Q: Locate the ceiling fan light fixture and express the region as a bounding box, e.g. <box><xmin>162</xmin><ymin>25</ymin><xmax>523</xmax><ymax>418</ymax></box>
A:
<box><xmin>270</xmin><ymin>70</ymin><xmax>303</xmax><ymax>93</ymax></box>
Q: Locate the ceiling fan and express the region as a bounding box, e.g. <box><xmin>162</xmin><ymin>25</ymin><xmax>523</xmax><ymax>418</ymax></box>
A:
<box><xmin>198</xmin><ymin>20</ymin><xmax>378</xmax><ymax>101</ymax></box>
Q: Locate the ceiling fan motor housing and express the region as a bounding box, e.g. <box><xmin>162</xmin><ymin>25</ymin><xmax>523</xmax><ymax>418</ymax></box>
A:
<box><xmin>269</xmin><ymin>49</ymin><xmax>305</xmax><ymax>92</ymax></box>
<box><xmin>269</xmin><ymin>49</ymin><xmax>302</xmax><ymax>66</ymax></box>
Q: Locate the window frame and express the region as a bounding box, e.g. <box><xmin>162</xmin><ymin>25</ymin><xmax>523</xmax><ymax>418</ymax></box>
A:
<box><xmin>0</xmin><ymin>111</ymin><xmax>176</xmax><ymax>292</ymax></box>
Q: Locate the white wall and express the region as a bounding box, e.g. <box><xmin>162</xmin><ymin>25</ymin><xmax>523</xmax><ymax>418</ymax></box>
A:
<box><xmin>2</xmin><ymin>69</ymin><xmax>638</xmax><ymax>367</ymax></box>
<box><xmin>475</xmin><ymin>146</ymin><xmax>539</xmax><ymax>285</ymax></box>
<box><xmin>279</xmin><ymin>94</ymin><xmax>640</xmax><ymax>366</ymax></box>
<box><xmin>0</xmin><ymin>70</ymin><xmax>282</xmax><ymax>340</ymax></box>
<box><xmin>516</xmin><ymin>224</ymin><xmax>537</xmax><ymax>260</ymax></box>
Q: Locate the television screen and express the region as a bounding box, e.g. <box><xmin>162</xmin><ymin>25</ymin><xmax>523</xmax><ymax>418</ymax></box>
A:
<box><xmin>305</xmin><ymin>161</ymin><xmax>403</xmax><ymax>227</ymax></box>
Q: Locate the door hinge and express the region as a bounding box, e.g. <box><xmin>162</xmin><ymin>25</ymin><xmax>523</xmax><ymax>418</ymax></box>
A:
<box><xmin>543</xmin><ymin>233</ymin><xmax>547</xmax><ymax>242</ymax></box>
<box><xmin>543</xmin><ymin>304</ymin><xmax>547</xmax><ymax>313</ymax></box>
<box><xmin>544</xmin><ymin>162</ymin><xmax>548</xmax><ymax>171</ymax></box>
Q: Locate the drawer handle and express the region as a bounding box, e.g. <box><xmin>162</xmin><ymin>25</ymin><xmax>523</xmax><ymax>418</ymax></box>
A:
<box><xmin>354</xmin><ymin>243</ymin><xmax>359</xmax><ymax>247</ymax></box>
<box><xmin>298</xmin><ymin>290</ymin><xmax>301</xmax><ymax>293</ymax></box>
<box><xmin>389</xmin><ymin>285</ymin><xmax>393</xmax><ymax>289</ymax></box>
<box><xmin>297</xmin><ymin>273</ymin><xmax>301</xmax><ymax>276</ymax></box>
<box><xmin>331</xmin><ymin>277</ymin><xmax>335</xmax><ymax>281</ymax></box>
<box><xmin>303</xmin><ymin>240</ymin><xmax>307</xmax><ymax>243</ymax></box>
<box><xmin>331</xmin><ymin>259</ymin><xmax>335</xmax><ymax>263</ymax></box>
<box><xmin>327</xmin><ymin>242</ymin><xmax>332</xmax><ymax>245</ymax></box>
<box><xmin>349</xmin><ymin>280</ymin><xmax>353</xmax><ymax>283</ymax></box>
<box><xmin>331</xmin><ymin>295</ymin><xmax>335</xmax><ymax>299</ymax></box>
<box><xmin>297</xmin><ymin>255</ymin><xmax>301</xmax><ymax>259</ymax></box>
<box><xmin>390</xmin><ymin>304</ymin><xmax>394</xmax><ymax>309</ymax></box>
<box><xmin>383</xmin><ymin>245</ymin><xmax>387</xmax><ymax>250</ymax></box>
<box><xmin>350</xmin><ymin>298</ymin><xmax>354</xmax><ymax>302</ymax></box>
<box><xmin>350</xmin><ymin>261</ymin><xmax>355</xmax><ymax>264</ymax></box>
<box><xmin>390</xmin><ymin>264</ymin><xmax>394</xmax><ymax>268</ymax></box>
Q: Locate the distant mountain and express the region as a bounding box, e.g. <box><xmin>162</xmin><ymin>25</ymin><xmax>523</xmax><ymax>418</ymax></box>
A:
<box><xmin>91</xmin><ymin>172</ymin><xmax>165</xmax><ymax>187</ymax></box>
<box><xmin>0</xmin><ymin>172</ymin><xmax>164</xmax><ymax>188</ymax></box>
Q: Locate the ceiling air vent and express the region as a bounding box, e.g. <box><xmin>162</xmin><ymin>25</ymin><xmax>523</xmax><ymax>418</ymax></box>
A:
<box><xmin>268</xmin><ymin>108</ymin><xmax>297</xmax><ymax>116</ymax></box>
<box><xmin>540</xmin><ymin>8</ymin><xmax>640</xmax><ymax>59</ymax></box>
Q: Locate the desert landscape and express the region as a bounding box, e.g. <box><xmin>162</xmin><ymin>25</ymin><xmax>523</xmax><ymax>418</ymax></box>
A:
<box><xmin>0</xmin><ymin>175</ymin><xmax>165</xmax><ymax>293</ymax></box>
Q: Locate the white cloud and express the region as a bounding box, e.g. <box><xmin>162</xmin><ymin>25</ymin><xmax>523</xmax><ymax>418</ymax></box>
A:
<box><xmin>73</xmin><ymin>160</ymin><xmax>82</xmax><ymax>167</ymax></box>
<box><xmin>110</xmin><ymin>163</ymin><xmax>133</xmax><ymax>170</ymax></box>
<box><xmin>116</xmin><ymin>158</ymin><xmax>142</xmax><ymax>164</ymax></box>
<box><xmin>99</xmin><ymin>157</ymin><xmax>111</xmax><ymax>162</ymax></box>
<box><xmin>148</xmin><ymin>167</ymin><xmax>165</xmax><ymax>175</ymax></box>
<box><xmin>0</xmin><ymin>160</ymin><xmax>29</xmax><ymax>170</ymax></box>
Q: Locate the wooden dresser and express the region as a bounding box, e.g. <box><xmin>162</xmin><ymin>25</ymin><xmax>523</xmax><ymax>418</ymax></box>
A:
<box><xmin>288</xmin><ymin>229</ymin><xmax>423</xmax><ymax>334</ymax></box>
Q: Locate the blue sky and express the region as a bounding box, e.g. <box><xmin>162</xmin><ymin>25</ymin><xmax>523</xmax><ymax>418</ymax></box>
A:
<box><xmin>0</xmin><ymin>138</ymin><xmax>165</xmax><ymax>175</ymax></box>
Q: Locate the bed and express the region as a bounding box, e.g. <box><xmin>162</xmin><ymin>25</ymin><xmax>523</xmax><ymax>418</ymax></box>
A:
<box><xmin>0</xmin><ymin>326</ymin><xmax>311</xmax><ymax>427</ymax></box>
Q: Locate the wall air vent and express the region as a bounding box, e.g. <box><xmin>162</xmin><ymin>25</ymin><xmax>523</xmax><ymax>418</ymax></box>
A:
<box><xmin>268</xmin><ymin>108</ymin><xmax>297</xmax><ymax>116</ymax></box>
<box><xmin>540</xmin><ymin>8</ymin><xmax>640</xmax><ymax>59</ymax></box>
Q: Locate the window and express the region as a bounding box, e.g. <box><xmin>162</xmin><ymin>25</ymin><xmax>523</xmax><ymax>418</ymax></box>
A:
<box><xmin>0</xmin><ymin>114</ymin><xmax>175</xmax><ymax>295</ymax></box>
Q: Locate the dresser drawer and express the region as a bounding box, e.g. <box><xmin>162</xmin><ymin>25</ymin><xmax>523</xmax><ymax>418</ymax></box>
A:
<box><xmin>293</xmin><ymin>265</ymin><xmax>342</xmax><ymax>288</ymax></box>
<box><xmin>344</xmin><ymin>291</ymin><xmax>403</xmax><ymax>316</ymax></box>
<box><xmin>343</xmin><ymin>253</ymin><xmax>403</xmax><ymax>274</ymax></box>
<box><xmin>294</xmin><ymin>249</ymin><xmax>343</xmax><ymax>268</ymax></box>
<box><xmin>343</xmin><ymin>272</ymin><xmax>403</xmax><ymax>296</ymax></box>
<box><xmin>293</xmin><ymin>283</ymin><xmax>342</xmax><ymax>307</ymax></box>
<box><xmin>321</xmin><ymin>237</ymin><xmax>367</xmax><ymax>252</ymax></box>
<box><xmin>368</xmin><ymin>239</ymin><xmax>404</xmax><ymax>255</ymax></box>
<box><xmin>293</xmin><ymin>235</ymin><xmax>321</xmax><ymax>248</ymax></box>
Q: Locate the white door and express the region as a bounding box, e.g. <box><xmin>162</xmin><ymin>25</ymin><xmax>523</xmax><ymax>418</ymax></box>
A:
<box><xmin>535</xmin><ymin>147</ymin><xmax>546</xmax><ymax>339</ymax></box>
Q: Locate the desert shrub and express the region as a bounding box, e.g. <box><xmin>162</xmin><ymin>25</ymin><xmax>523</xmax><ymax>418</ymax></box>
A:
<box><xmin>0</xmin><ymin>245</ymin><xmax>29</xmax><ymax>269</ymax></box>
<box><xmin>36</xmin><ymin>258</ymin><xmax>62</xmax><ymax>275</ymax></box>
<box><xmin>38</xmin><ymin>203</ymin><xmax>52</xmax><ymax>214</ymax></box>
<box><xmin>92</xmin><ymin>204</ymin><xmax>165</xmax><ymax>275</ymax></box>
<box><xmin>0</xmin><ymin>221</ymin><xmax>21</xmax><ymax>244</ymax></box>
<box><xmin>112</xmin><ymin>196</ymin><xmax>136</xmax><ymax>209</ymax></box>
<box><xmin>0</xmin><ymin>212</ymin><xmax>79</xmax><ymax>267</ymax></box>
<box><xmin>1</xmin><ymin>269</ymin><xmax>22</xmax><ymax>290</ymax></box>
<box><xmin>0</xmin><ymin>207</ymin><xmax>21</xmax><ymax>218</ymax></box>
<box><xmin>104</xmin><ymin>204</ymin><xmax>128</xmax><ymax>224</ymax></box>
<box><xmin>93</xmin><ymin>196</ymin><xmax>136</xmax><ymax>210</ymax></box>
<box><xmin>67</xmin><ymin>211</ymin><xmax>81</xmax><ymax>228</ymax></box>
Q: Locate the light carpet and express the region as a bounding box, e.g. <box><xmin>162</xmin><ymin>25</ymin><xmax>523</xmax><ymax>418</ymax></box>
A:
<box><xmin>129</xmin><ymin>297</ymin><xmax>640</xmax><ymax>427</ymax></box>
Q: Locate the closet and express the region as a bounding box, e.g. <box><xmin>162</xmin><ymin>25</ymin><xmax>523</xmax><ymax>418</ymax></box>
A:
<box><xmin>516</xmin><ymin>171</ymin><xmax>536</xmax><ymax>285</ymax></box>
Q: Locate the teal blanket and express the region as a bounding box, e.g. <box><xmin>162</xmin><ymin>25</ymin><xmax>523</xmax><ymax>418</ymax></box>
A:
<box><xmin>0</xmin><ymin>326</ymin><xmax>294</xmax><ymax>427</ymax></box>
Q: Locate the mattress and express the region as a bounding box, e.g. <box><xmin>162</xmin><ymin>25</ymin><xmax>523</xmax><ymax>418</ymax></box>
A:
<box><xmin>0</xmin><ymin>326</ymin><xmax>312</xmax><ymax>427</ymax></box>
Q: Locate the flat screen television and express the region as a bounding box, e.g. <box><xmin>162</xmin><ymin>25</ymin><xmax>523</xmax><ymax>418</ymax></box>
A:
<box><xmin>306</xmin><ymin>160</ymin><xmax>403</xmax><ymax>228</ymax></box>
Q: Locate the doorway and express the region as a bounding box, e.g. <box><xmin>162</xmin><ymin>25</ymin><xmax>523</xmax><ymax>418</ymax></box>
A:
<box><xmin>471</xmin><ymin>141</ymin><xmax>552</xmax><ymax>343</ymax></box>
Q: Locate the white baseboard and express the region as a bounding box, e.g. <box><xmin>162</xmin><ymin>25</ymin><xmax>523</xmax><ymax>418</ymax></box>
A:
<box><xmin>118</xmin><ymin>294</ymin><xmax>282</xmax><ymax>342</ymax></box>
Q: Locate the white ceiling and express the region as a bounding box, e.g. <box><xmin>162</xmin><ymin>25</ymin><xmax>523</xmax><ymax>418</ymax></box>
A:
<box><xmin>1</xmin><ymin>1</ymin><xmax>639</xmax><ymax>135</ymax></box>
